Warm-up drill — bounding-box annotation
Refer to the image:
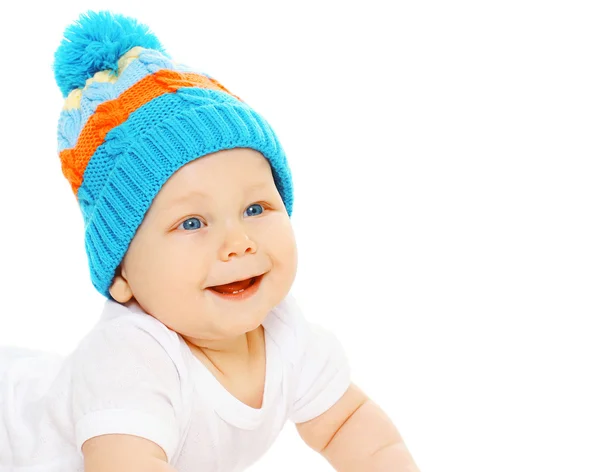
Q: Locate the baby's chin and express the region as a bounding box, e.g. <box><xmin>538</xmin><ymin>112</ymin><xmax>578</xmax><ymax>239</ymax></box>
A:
<box><xmin>137</xmin><ymin>275</ymin><xmax>290</xmax><ymax>337</ymax></box>
<box><xmin>207</xmin><ymin>305</ymin><xmax>272</xmax><ymax>336</ymax></box>
<box><xmin>202</xmin><ymin>279</ymin><xmax>288</xmax><ymax>331</ymax></box>
<box><xmin>157</xmin><ymin>310</ymin><xmax>265</xmax><ymax>344</ymax></box>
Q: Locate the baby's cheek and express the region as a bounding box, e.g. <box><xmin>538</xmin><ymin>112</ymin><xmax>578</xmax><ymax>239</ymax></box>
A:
<box><xmin>285</xmin><ymin>224</ymin><xmax>299</xmax><ymax>259</ymax></box>
<box><xmin>274</xmin><ymin>226</ymin><xmax>298</xmax><ymax>282</ymax></box>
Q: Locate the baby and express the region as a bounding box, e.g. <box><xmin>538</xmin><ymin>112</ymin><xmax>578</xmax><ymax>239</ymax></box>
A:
<box><xmin>0</xmin><ymin>10</ymin><xmax>419</xmax><ymax>472</ymax></box>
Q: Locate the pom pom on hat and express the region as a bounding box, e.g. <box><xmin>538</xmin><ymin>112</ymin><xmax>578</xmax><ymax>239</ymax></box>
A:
<box><xmin>53</xmin><ymin>10</ymin><xmax>169</xmax><ymax>98</ymax></box>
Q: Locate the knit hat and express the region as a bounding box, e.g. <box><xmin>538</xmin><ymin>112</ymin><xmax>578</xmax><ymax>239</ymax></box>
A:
<box><xmin>53</xmin><ymin>10</ymin><xmax>293</xmax><ymax>299</ymax></box>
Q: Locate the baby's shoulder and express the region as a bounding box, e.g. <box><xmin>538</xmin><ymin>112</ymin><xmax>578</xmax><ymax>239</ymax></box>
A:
<box><xmin>77</xmin><ymin>301</ymin><xmax>168</xmax><ymax>348</ymax></box>
<box><xmin>263</xmin><ymin>295</ymin><xmax>330</xmax><ymax>364</ymax></box>
<box><xmin>71</xmin><ymin>299</ymin><xmax>186</xmax><ymax>379</ymax></box>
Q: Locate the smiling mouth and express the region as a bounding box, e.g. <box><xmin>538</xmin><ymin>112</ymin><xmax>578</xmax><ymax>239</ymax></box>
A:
<box><xmin>208</xmin><ymin>274</ymin><xmax>264</xmax><ymax>295</ymax></box>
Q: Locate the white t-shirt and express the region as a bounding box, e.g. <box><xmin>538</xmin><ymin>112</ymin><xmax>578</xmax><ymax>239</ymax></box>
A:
<box><xmin>0</xmin><ymin>294</ymin><xmax>351</xmax><ymax>471</ymax></box>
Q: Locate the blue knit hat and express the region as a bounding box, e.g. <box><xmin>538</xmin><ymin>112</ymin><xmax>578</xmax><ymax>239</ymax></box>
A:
<box><xmin>53</xmin><ymin>10</ymin><xmax>293</xmax><ymax>298</ymax></box>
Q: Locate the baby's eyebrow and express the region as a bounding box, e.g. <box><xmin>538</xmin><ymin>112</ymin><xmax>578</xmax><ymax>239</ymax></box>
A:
<box><xmin>168</xmin><ymin>190</ymin><xmax>211</xmax><ymax>206</ymax></box>
<box><xmin>152</xmin><ymin>191</ymin><xmax>210</xmax><ymax>217</ymax></box>
<box><xmin>165</xmin><ymin>182</ymin><xmax>271</xmax><ymax>208</ymax></box>
<box><xmin>245</xmin><ymin>182</ymin><xmax>271</xmax><ymax>192</ymax></box>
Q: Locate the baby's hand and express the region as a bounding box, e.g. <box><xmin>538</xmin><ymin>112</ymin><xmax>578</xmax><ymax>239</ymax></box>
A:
<box><xmin>82</xmin><ymin>434</ymin><xmax>177</xmax><ymax>472</ymax></box>
<box><xmin>296</xmin><ymin>383</ymin><xmax>420</xmax><ymax>471</ymax></box>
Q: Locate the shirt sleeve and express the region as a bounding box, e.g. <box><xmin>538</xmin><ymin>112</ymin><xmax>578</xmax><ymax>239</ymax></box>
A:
<box><xmin>69</xmin><ymin>319</ymin><xmax>184</xmax><ymax>462</ymax></box>
<box><xmin>286</xmin><ymin>302</ymin><xmax>352</xmax><ymax>424</ymax></box>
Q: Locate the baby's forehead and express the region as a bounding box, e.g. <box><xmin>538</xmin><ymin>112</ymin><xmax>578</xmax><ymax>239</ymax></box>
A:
<box><xmin>172</xmin><ymin>180</ymin><xmax>273</xmax><ymax>200</ymax></box>
<box><xmin>152</xmin><ymin>168</ymin><xmax>277</xmax><ymax>210</ymax></box>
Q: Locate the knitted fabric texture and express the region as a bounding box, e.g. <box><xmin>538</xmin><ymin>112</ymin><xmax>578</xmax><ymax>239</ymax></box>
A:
<box><xmin>53</xmin><ymin>11</ymin><xmax>293</xmax><ymax>298</ymax></box>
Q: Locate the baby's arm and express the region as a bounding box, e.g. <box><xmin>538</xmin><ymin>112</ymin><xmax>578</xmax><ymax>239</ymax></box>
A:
<box><xmin>82</xmin><ymin>434</ymin><xmax>177</xmax><ymax>472</ymax></box>
<box><xmin>68</xmin><ymin>318</ymin><xmax>185</xmax><ymax>471</ymax></box>
<box><xmin>296</xmin><ymin>383</ymin><xmax>420</xmax><ymax>471</ymax></box>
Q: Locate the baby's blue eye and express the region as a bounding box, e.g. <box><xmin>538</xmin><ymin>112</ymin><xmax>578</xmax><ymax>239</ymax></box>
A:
<box><xmin>245</xmin><ymin>203</ymin><xmax>264</xmax><ymax>217</ymax></box>
<box><xmin>179</xmin><ymin>217</ymin><xmax>203</xmax><ymax>231</ymax></box>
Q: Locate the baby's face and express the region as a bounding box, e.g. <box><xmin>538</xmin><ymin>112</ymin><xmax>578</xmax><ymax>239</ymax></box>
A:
<box><xmin>113</xmin><ymin>148</ymin><xmax>297</xmax><ymax>341</ymax></box>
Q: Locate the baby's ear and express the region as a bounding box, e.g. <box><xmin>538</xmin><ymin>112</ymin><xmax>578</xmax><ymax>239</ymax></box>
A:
<box><xmin>109</xmin><ymin>266</ymin><xmax>133</xmax><ymax>303</ymax></box>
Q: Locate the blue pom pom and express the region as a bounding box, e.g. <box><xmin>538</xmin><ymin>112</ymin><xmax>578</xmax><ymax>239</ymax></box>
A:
<box><xmin>53</xmin><ymin>10</ymin><xmax>169</xmax><ymax>98</ymax></box>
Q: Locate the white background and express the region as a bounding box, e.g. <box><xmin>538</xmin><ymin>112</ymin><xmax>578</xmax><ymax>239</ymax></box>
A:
<box><xmin>0</xmin><ymin>1</ymin><xmax>598</xmax><ymax>471</ymax></box>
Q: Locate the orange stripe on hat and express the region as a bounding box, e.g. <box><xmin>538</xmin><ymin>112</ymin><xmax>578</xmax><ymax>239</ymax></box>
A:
<box><xmin>59</xmin><ymin>69</ymin><xmax>241</xmax><ymax>196</ymax></box>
